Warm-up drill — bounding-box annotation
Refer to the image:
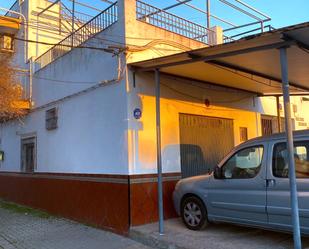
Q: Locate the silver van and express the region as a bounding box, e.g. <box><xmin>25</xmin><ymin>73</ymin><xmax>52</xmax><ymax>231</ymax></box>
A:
<box><xmin>173</xmin><ymin>130</ymin><xmax>309</xmax><ymax>233</ymax></box>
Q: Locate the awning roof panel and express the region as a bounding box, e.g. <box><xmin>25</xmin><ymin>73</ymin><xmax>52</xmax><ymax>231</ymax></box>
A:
<box><xmin>161</xmin><ymin>61</ymin><xmax>300</xmax><ymax>95</ymax></box>
<box><xmin>130</xmin><ymin>22</ymin><xmax>309</xmax><ymax>96</ymax></box>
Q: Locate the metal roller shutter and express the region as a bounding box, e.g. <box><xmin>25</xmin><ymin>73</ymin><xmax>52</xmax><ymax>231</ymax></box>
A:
<box><xmin>179</xmin><ymin>113</ymin><xmax>234</xmax><ymax>178</ymax></box>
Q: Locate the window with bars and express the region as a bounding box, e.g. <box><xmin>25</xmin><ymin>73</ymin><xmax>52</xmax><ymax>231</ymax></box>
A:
<box><xmin>261</xmin><ymin>118</ymin><xmax>273</xmax><ymax>136</ymax></box>
<box><xmin>46</xmin><ymin>108</ymin><xmax>58</xmax><ymax>130</ymax></box>
<box><xmin>0</xmin><ymin>35</ymin><xmax>14</xmax><ymax>51</ymax></box>
<box><xmin>240</xmin><ymin>127</ymin><xmax>248</xmax><ymax>142</ymax></box>
<box><xmin>261</xmin><ymin>115</ymin><xmax>295</xmax><ymax>136</ymax></box>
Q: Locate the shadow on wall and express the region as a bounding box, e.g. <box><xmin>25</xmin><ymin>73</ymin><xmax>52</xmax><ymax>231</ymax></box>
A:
<box><xmin>162</xmin><ymin>144</ymin><xmax>213</xmax><ymax>178</ymax></box>
<box><xmin>134</xmin><ymin>72</ymin><xmax>256</xmax><ymax>111</ymax></box>
<box><xmin>180</xmin><ymin>144</ymin><xmax>211</xmax><ymax>178</ymax></box>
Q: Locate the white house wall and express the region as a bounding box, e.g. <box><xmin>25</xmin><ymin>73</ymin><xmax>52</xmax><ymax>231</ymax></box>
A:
<box><xmin>32</xmin><ymin>20</ymin><xmax>125</xmax><ymax>107</ymax></box>
<box><xmin>0</xmin><ymin>81</ymin><xmax>129</xmax><ymax>174</ymax></box>
<box><xmin>0</xmin><ymin>8</ymin><xmax>129</xmax><ymax>174</ymax></box>
<box><xmin>257</xmin><ymin>96</ymin><xmax>309</xmax><ymax>130</ymax></box>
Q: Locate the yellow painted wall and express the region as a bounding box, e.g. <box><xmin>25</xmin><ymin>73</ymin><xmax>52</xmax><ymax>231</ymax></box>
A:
<box><xmin>127</xmin><ymin>72</ymin><xmax>261</xmax><ymax>174</ymax></box>
<box><xmin>27</xmin><ymin>0</ymin><xmax>67</xmax><ymax>59</ymax></box>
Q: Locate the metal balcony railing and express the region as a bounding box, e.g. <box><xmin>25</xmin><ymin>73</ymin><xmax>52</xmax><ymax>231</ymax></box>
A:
<box><xmin>35</xmin><ymin>2</ymin><xmax>118</xmax><ymax>71</ymax></box>
<box><xmin>60</xmin><ymin>3</ymin><xmax>94</xmax><ymax>29</ymax></box>
<box><xmin>136</xmin><ymin>0</ymin><xmax>215</xmax><ymax>45</ymax></box>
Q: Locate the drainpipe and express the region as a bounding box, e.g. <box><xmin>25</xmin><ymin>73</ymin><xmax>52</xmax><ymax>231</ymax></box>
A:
<box><xmin>1</xmin><ymin>6</ymin><xmax>31</xmax><ymax>105</ymax></box>
<box><xmin>279</xmin><ymin>47</ymin><xmax>301</xmax><ymax>249</ymax></box>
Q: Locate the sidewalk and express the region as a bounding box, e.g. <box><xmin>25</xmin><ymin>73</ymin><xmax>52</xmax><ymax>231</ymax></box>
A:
<box><xmin>0</xmin><ymin>201</ymin><xmax>149</xmax><ymax>249</ymax></box>
<box><xmin>130</xmin><ymin>218</ymin><xmax>309</xmax><ymax>249</ymax></box>
<box><xmin>2</xmin><ymin>200</ymin><xmax>308</xmax><ymax>249</ymax></box>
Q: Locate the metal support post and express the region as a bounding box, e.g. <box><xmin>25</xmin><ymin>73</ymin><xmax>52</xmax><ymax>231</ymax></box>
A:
<box><xmin>29</xmin><ymin>57</ymin><xmax>33</xmax><ymax>104</ymax></box>
<box><xmin>155</xmin><ymin>68</ymin><xmax>164</xmax><ymax>235</ymax></box>
<box><xmin>279</xmin><ymin>47</ymin><xmax>302</xmax><ymax>249</ymax></box>
<box><xmin>206</xmin><ymin>0</ymin><xmax>210</xmax><ymax>29</ymax></box>
<box><xmin>276</xmin><ymin>96</ymin><xmax>281</xmax><ymax>132</ymax></box>
<box><xmin>72</xmin><ymin>0</ymin><xmax>75</xmax><ymax>47</ymax></box>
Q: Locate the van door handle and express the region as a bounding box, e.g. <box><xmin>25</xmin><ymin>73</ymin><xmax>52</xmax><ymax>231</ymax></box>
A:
<box><xmin>266</xmin><ymin>179</ymin><xmax>276</xmax><ymax>187</ymax></box>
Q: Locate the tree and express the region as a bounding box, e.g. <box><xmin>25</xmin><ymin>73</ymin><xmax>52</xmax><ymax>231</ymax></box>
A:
<box><xmin>0</xmin><ymin>54</ymin><xmax>27</xmax><ymax>122</ymax></box>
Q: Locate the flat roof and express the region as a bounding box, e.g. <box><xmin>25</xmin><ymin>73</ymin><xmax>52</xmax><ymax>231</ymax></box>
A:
<box><xmin>130</xmin><ymin>22</ymin><xmax>309</xmax><ymax>96</ymax></box>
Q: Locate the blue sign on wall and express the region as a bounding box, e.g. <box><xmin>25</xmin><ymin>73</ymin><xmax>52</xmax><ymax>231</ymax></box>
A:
<box><xmin>133</xmin><ymin>108</ymin><xmax>142</xmax><ymax>119</ymax></box>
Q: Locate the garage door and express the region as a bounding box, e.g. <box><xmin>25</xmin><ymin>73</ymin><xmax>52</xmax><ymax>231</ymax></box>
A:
<box><xmin>179</xmin><ymin>114</ymin><xmax>234</xmax><ymax>178</ymax></box>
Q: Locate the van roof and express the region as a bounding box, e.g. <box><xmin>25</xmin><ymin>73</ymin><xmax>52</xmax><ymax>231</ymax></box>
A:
<box><xmin>243</xmin><ymin>129</ymin><xmax>309</xmax><ymax>145</ymax></box>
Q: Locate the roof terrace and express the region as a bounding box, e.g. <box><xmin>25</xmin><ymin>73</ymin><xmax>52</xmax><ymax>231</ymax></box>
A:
<box><xmin>32</xmin><ymin>0</ymin><xmax>273</xmax><ymax>71</ymax></box>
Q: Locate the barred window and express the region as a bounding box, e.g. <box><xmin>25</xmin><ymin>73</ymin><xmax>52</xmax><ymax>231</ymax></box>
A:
<box><xmin>0</xmin><ymin>35</ymin><xmax>14</xmax><ymax>51</ymax></box>
<box><xmin>46</xmin><ymin>108</ymin><xmax>58</xmax><ymax>130</ymax></box>
<box><xmin>240</xmin><ymin>127</ymin><xmax>248</xmax><ymax>142</ymax></box>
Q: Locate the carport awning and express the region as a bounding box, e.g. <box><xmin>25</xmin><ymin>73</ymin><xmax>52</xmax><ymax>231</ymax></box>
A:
<box><xmin>130</xmin><ymin>22</ymin><xmax>309</xmax><ymax>96</ymax></box>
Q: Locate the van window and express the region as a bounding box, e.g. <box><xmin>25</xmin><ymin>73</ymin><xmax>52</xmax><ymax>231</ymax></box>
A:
<box><xmin>273</xmin><ymin>141</ymin><xmax>309</xmax><ymax>178</ymax></box>
<box><xmin>221</xmin><ymin>146</ymin><xmax>264</xmax><ymax>179</ymax></box>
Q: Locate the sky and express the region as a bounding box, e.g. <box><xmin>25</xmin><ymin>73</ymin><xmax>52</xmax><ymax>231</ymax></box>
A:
<box><xmin>1</xmin><ymin>0</ymin><xmax>308</xmax><ymax>35</ymax></box>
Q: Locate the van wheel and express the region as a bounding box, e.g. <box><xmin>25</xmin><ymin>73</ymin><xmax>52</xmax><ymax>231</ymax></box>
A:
<box><xmin>181</xmin><ymin>196</ymin><xmax>208</xmax><ymax>230</ymax></box>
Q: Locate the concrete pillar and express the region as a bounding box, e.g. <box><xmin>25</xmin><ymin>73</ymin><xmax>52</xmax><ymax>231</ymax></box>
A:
<box><xmin>119</xmin><ymin>0</ymin><xmax>137</xmax><ymax>41</ymax></box>
<box><xmin>208</xmin><ymin>26</ymin><xmax>223</xmax><ymax>45</ymax></box>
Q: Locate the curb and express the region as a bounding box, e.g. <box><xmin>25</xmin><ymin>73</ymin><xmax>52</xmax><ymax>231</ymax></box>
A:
<box><xmin>129</xmin><ymin>229</ymin><xmax>188</xmax><ymax>249</ymax></box>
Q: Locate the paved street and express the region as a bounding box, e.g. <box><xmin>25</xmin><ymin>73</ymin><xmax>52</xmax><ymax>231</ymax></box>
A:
<box><xmin>0</xmin><ymin>201</ymin><xmax>149</xmax><ymax>249</ymax></box>
<box><xmin>131</xmin><ymin>218</ymin><xmax>309</xmax><ymax>249</ymax></box>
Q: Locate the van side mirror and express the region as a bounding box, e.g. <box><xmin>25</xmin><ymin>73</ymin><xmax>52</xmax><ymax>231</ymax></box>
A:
<box><xmin>214</xmin><ymin>166</ymin><xmax>223</xmax><ymax>179</ymax></box>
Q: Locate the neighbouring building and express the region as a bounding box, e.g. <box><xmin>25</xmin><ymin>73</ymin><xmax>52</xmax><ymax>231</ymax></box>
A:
<box><xmin>0</xmin><ymin>0</ymin><xmax>308</xmax><ymax>234</ymax></box>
